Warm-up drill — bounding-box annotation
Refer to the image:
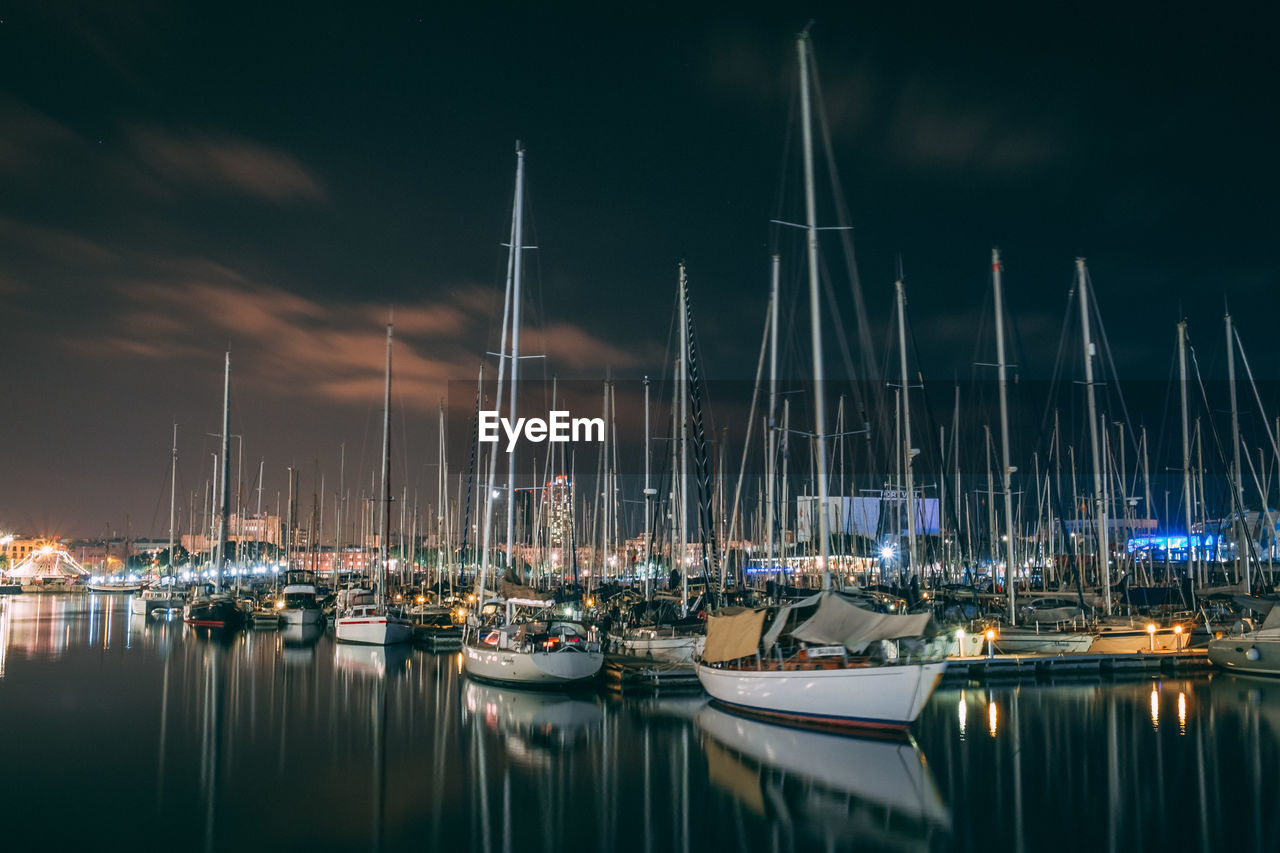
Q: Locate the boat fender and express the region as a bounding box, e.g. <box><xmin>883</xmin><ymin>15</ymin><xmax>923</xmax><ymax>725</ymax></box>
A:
<box><xmin>1247</xmin><ymin>646</ymin><xmax>1261</xmax><ymax>662</ymax></box>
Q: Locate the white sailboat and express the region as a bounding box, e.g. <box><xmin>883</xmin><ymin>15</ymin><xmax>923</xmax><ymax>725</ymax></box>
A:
<box><xmin>696</xmin><ymin>31</ymin><xmax>945</xmax><ymax>733</ymax></box>
<box><xmin>461</xmin><ymin>145</ymin><xmax>603</xmax><ymax>686</ymax></box>
<box><xmin>335</xmin><ymin>323</ymin><xmax>411</xmax><ymax>646</ymax></box>
<box><xmin>697</xmin><ymin>593</ymin><xmax>946</xmax><ymax>732</ymax></box>
<box><xmin>1208</xmin><ymin>606</ymin><xmax>1280</xmax><ymax>675</ymax></box>
<box><xmin>133</xmin><ymin>424</ymin><xmax>186</xmax><ymax>617</ymax></box>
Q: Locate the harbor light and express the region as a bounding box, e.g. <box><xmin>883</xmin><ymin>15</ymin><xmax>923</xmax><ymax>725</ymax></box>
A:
<box><xmin>1174</xmin><ymin>623</ymin><xmax>1184</xmax><ymax>651</ymax></box>
<box><xmin>274</xmin><ymin>599</ymin><xmax>285</xmax><ymax>609</ymax></box>
<box><xmin>1146</xmin><ymin>623</ymin><xmax>1156</xmax><ymax>651</ymax></box>
<box><xmin>954</xmin><ymin>627</ymin><xmax>966</xmax><ymax>656</ymax></box>
<box><xmin>985</xmin><ymin>628</ymin><xmax>996</xmax><ymax>659</ymax></box>
<box><xmin>879</xmin><ymin>544</ymin><xmax>896</xmax><ymax>561</ymax></box>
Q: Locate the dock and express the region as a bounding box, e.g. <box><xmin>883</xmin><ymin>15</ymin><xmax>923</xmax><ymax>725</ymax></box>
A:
<box><xmin>942</xmin><ymin>649</ymin><xmax>1211</xmax><ymax>684</ymax></box>
<box><xmin>604</xmin><ymin>654</ymin><xmax>702</xmax><ymax>692</ymax></box>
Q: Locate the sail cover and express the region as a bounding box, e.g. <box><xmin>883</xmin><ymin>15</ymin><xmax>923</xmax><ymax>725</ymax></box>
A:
<box><xmin>702</xmin><ymin>607</ymin><xmax>767</xmax><ymax>662</ymax></box>
<box><xmin>791</xmin><ymin>594</ymin><xmax>932</xmax><ymax>648</ymax></box>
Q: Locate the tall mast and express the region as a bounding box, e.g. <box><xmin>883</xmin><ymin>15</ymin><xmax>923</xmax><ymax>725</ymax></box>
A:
<box><xmin>477</xmin><ymin>146</ymin><xmax>519</xmax><ymax>604</ymax></box>
<box><xmin>679</xmin><ymin>263</ymin><xmax>690</xmax><ymax>614</ymax></box>
<box><xmin>767</xmin><ymin>254</ymin><xmax>780</xmax><ymax>588</ymax></box>
<box><xmin>167</xmin><ymin>423</ymin><xmax>178</xmax><ymax>576</ymax></box>
<box><xmin>378</xmin><ymin>323</ymin><xmax>392</xmax><ymax>609</ymax></box>
<box><xmin>215</xmin><ymin>352</ymin><xmax>231</xmax><ymax>592</ymax></box>
<box><xmin>505</xmin><ymin>145</ymin><xmax>526</xmax><ymax>581</ymax></box>
<box><xmin>1178</xmin><ymin>321</ymin><xmax>1196</xmax><ymax>603</ymax></box>
<box><xmin>896</xmin><ymin>279</ymin><xmax>919</xmax><ymax>584</ymax></box>
<box><xmin>643</xmin><ymin>375</ymin><xmax>653</xmax><ymax>600</ymax></box>
<box><xmin>1077</xmin><ymin>259</ymin><xmax>1111</xmax><ymax>615</ymax></box>
<box><xmin>993</xmin><ymin>250</ymin><xmax>1018</xmax><ymax>622</ymax></box>
<box><xmin>1226</xmin><ymin>310</ymin><xmax>1250</xmax><ymax>589</ymax></box>
<box><xmin>798</xmin><ymin>31</ymin><xmax>831</xmax><ymax>589</ymax></box>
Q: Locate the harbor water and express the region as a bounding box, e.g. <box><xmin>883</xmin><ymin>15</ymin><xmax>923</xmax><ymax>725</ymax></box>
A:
<box><xmin>1</xmin><ymin>593</ymin><xmax>1276</xmax><ymax>852</ymax></box>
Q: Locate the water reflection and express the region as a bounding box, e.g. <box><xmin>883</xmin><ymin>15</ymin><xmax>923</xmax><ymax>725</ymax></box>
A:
<box><xmin>1</xmin><ymin>594</ymin><xmax>1279</xmax><ymax>853</ymax></box>
<box><xmin>697</xmin><ymin>703</ymin><xmax>950</xmax><ymax>850</ymax></box>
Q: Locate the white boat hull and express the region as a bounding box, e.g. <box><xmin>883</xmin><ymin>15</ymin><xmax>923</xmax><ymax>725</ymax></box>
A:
<box><xmin>1207</xmin><ymin>635</ymin><xmax>1280</xmax><ymax>676</ymax></box>
<box><xmin>463</xmin><ymin>642</ymin><xmax>603</xmax><ymax>686</ymax></box>
<box><xmin>696</xmin><ymin>660</ymin><xmax>946</xmax><ymax>732</ymax></box>
<box><xmin>614</xmin><ymin>630</ymin><xmax>705</xmax><ymax>664</ymax></box>
<box><xmin>280</xmin><ymin>605</ymin><xmax>325</xmax><ymax>626</ymax></box>
<box><xmin>993</xmin><ymin>630</ymin><xmax>1095</xmax><ymax>654</ymax></box>
<box><xmin>130</xmin><ymin>594</ymin><xmax>183</xmax><ymax>616</ymax></box>
<box><xmin>1089</xmin><ymin>626</ymin><xmax>1185</xmax><ymax>654</ymax></box>
<box><xmin>335</xmin><ymin>615</ymin><xmax>412</xmax><ymax>645</ymax></box>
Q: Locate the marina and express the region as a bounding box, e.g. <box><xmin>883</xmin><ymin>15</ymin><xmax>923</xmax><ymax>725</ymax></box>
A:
<box><xmin>1</xmin><ymin>6</ymin><xmax>1278</xmax><ymax>853</ymax></box>
<box><xmin>0</xmin><ymin>592</ymin><xmax>1276</xmax><ymax>852</ymax></box>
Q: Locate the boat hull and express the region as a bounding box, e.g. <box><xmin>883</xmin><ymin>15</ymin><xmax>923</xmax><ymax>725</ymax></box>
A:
<box><xmin>335</xmin><ymin>616</ymin><xmax>412</xmax><ymax>645</ymax></box>
<box><xmin>183</xmin><ymin>598</ymin><xmax>245</xmax><ymax>628</ymax></box>
<box><xmin>993</xmin><ymin>630</ymin><xmax>1095</xmax><ymax>654</ymax></box>
<box><xmin>696</xmin><ymin>660</ymin><xmax>947</xmax><ymax>732</ymax></box>
<box><xmin>1090</xmin><ymin>627</ymin><xmax>1186</xmax><ymax>654</ymax></box>
<box><xmin>130</xmin><ymin>594</ymin><xmax>183</xmax><ymax>616</ymax></box>
<box><xmin>280</xmin><ymin>605</ymin><xmax>325</xmax><ymax>626</ymax></box>
<box><xmin>613</xmin><ymin>630</ymin><xmax>705</xmax><ymax>664</ymax></box>
<box><xmin>1207</xmin><ymin>636</ymin><xmax>1280</xmax><ymax>676</ymax></box>
<box><xmin>463</xmin><ymin>642</ymin><xmax>603</xmax><ymax>686</ymax></box>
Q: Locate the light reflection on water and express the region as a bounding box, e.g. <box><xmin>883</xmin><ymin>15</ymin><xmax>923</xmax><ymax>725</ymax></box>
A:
<box><xmin>1</xmin><ymin>593</ymin><xmax>1278</xmax><ymax>852</ymax></box>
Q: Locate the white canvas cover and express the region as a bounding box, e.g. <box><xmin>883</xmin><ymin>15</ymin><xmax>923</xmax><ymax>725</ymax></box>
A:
<box><xmin>790</xmin><ymin>593</ymin><xmax>932</xmax><ymax>648</ymax></box>
<box><xmin>761</xmin><ymin>592</ymin><xmax>824</xmax><ymax>651</ymax></box>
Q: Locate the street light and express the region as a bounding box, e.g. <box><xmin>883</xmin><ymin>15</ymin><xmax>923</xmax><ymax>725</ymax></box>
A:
<box><xmin>1146</xmin><ymin>623</ymin><xmax>1157</xmax><ymax>651</ymax></box>
<box><xmin>1173</xmin><ymin>623</ymin><xmax>1184</xmax><ymax>652</ymax></box>
<box><xmin>985</xmin><ymin>627</ymin><xmax>997</xmax><ymax>659</ymax></box>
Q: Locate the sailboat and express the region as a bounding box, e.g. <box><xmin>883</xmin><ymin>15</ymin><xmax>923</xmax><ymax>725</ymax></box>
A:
<box><xmin>184</xmin><ymin>353</ymin><xmax>245</xmax><ymax>629</ymax></box>
<box><xmin>133</xmin><ymin>424</ymin><xmax>186</xmax><ymax>617</ymax></box>
<box><xmin>697</xmin><ymin>31</ymin><xmax>945</xmax><ymax>733</ymax></box>
<box><xmin>335</xmin><ymin>323</ymin><xmax>412</xmax><ymax>646</ymax></box>
<box><xmin>461</xmin><ymin>145</ymin><xmax>604</xmax><ymax>686</ymax></box>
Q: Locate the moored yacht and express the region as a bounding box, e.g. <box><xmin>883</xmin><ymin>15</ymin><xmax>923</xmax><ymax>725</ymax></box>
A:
<box><xmin>1207</xmin><ymin>606</ymin><xmax>1280</xmax><ymax>675</ymax></box>
<box><xmin>697</xmin><ymin>592</ymin><xmax>947</xmax><ymax>733</ymax></box>
<box><xmin>463</xmin><ymin>598</ymin><xmax>604</xmax><ymax>686</ymax></box>
<box><xmin>277</xmin><ymin>569</ymin><xmax>324</xmax><ymax>626</ymax></box>
<box><xmin>333</xmin><ymin>322</ymin><xmax>411</xmax><ymax>647</ymax></box>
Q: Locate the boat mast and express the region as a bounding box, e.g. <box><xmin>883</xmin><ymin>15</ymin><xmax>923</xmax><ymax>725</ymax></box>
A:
<box><xmin>215</xmin><ymin>352</ymin><xmax>231</xmax><ymax>593</ymax></box>
<box><xmin>1178</xmin><ymin>321</ymin><xmax>1196</xmax><ymax>605</ymax></box>
<box><xmin>896</xmin><ymin>279</ymin><xmax>919</xmax><ymax>585</ymax></box>
<box><xmin>643</xmin><ymin>375</ymin><xmax>653</xmax><ymax>601</ymax></box>
<box><xmin>679</xmin><ymin>263</ymin><xmax>690</xmax><ymax>614</ymax></box>
<box><xmin>1077</xmin><ymin>259</ymin><xmax>1111</xmax><ymax>615</ymax></box>
<box><xmin>168</xmin><ymin>423</ymin><xmax>178</xmax><ymax>578</ymax></box>
<box><xmin>767</xmin><ymin>254</ymin><xmax>780</xmax><ymax>591</ymax></box>
<box><xmin>798</xmin><ymin>30</ymin><xmax>831</xmax><ymax>589</ymax></box>
<box><xmin>993</xmin><ymin>249</ymin><xmax>1018</xmax><ymax>622</ymax></box>
<box><xmin>378</xmin><ymin>322</ymin><xmax>392</xmax><ymax>610</ymax></box>
<box><xmin>1226</xmin><ymin>310</ymin><xmax>1250</xmax><ymax>589</ymax></box>
<box><xmin>477</xmin><ymin>146</ymin><xmax>519</xmax><ymax>605</ymax></box>
<box><xmin>505</xmin><ymin>145</ymin><xmax>526</xmax><ymax>583</ymax></box>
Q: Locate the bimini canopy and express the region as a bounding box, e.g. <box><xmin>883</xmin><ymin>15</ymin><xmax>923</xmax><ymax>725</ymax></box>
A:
<box><xmin>790</xmin><ymin>593</ymin><xmax>933</xmax><ymax>648</ymax></box>
<box><xmin>702</xmin><ymin>607</ymin><xmax>767</xmax><ymax>663</ymax></box>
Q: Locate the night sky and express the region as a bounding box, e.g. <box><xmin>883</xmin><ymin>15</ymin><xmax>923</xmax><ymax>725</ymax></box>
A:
<box><xmin>2</xmin><ymin>3</ymin><xmax>1277</xmax><ymax>539</ymax></box>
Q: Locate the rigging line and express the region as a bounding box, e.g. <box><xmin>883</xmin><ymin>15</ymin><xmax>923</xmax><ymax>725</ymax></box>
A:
<box><xmin>1037</xmin><ymin>276</ymin><xmax>1079</xmax><ymax>440</ymax></box>
<box><xmin>1189</xmin><ymin>341</ymin><xmax>1262</xmax><ymax>565</ymax></box>
<box><xmin>726</xmin><ymin>294</ymin><xmax>772</xmax><ymax>557</ymax></box>
<box><xmin>1232</xmin><ymin>325</ymin><xmax>1280</xmax><ymax>461</ymax></box>
<box><xmin>1085</xmin><ymin>267</ymin><xmax>1138</xmax><ymax>456</ymax></box>
<box><xmin>809</xmin><ymin>40</ymin><xmax>876</xmax><ymax>387</ymax></box>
